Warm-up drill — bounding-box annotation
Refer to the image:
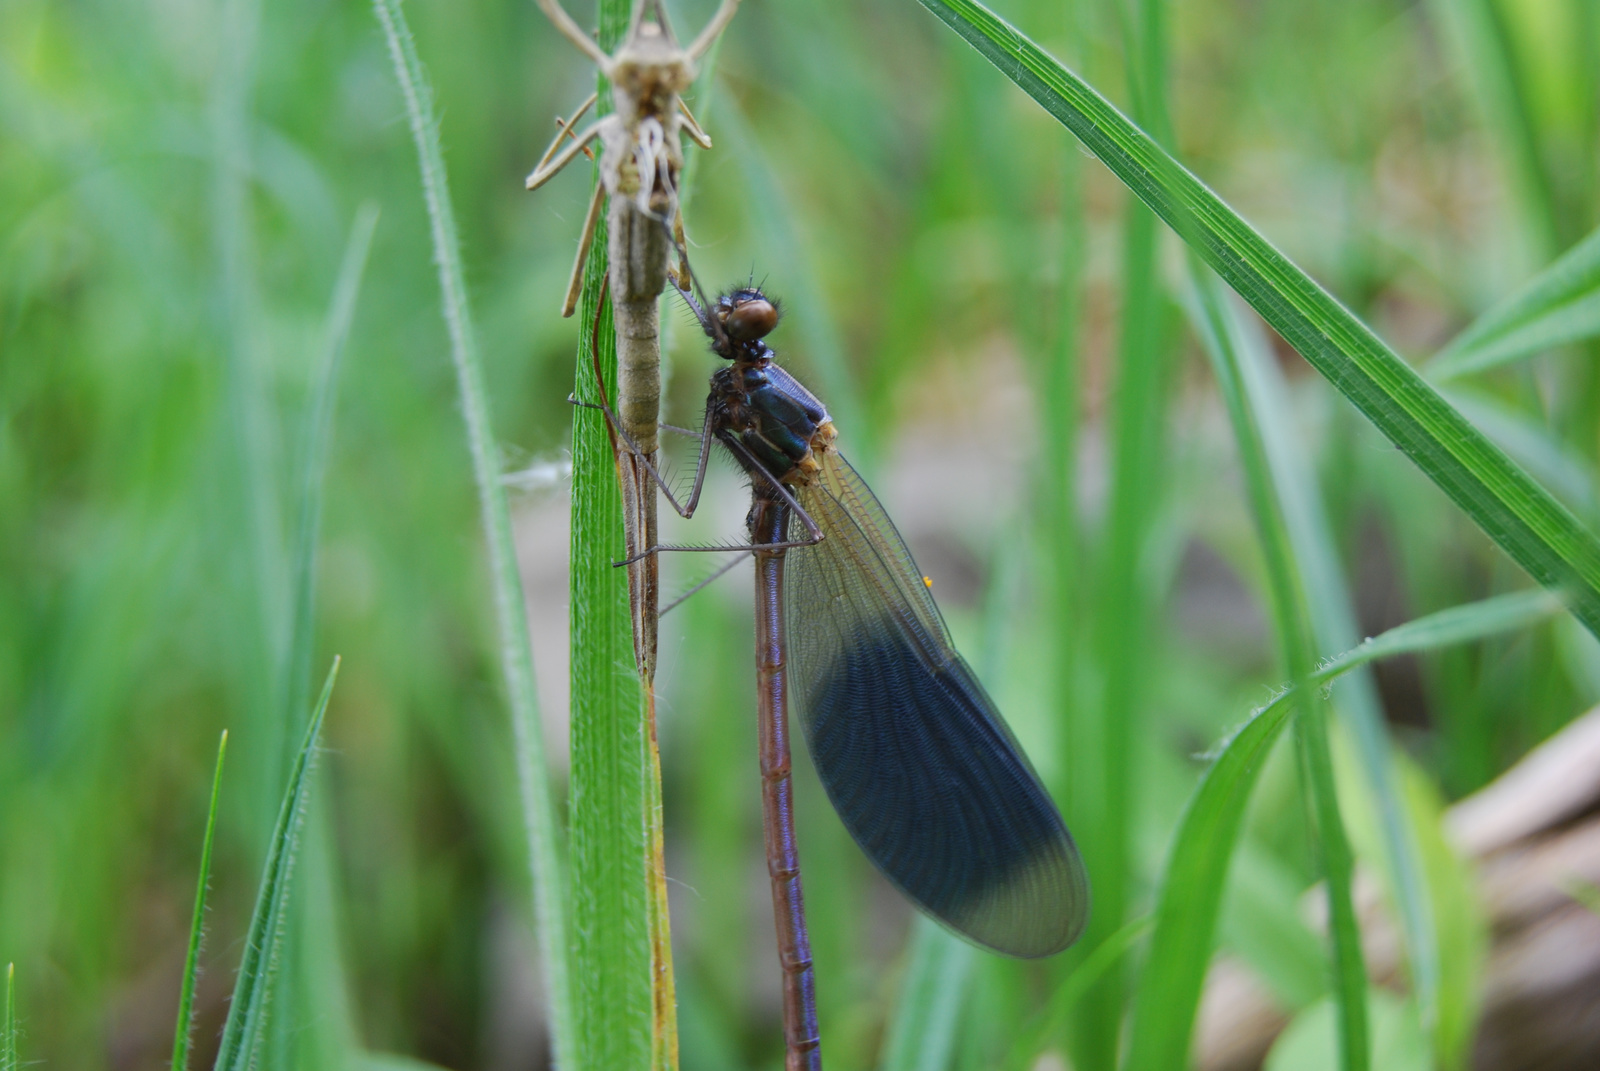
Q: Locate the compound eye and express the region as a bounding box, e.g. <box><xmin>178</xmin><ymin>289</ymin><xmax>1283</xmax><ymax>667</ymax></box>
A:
<box><xmin>724</xmin><ymin>297</ymin><xmax>778</xmax><ymax>342</ymax></box>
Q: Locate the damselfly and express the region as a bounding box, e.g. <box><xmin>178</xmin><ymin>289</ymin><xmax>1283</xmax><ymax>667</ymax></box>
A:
<box><xmin>638</xmin><ymin>283</ymin><xmax>1091</xmax><ymax>1068</ymax></box>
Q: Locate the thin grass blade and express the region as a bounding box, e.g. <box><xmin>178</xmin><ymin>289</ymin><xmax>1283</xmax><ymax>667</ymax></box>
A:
<box><xmin>172</xmin><ymin>731</ymin><xmax>228</xmax><ymax>1071</ymax></box>
<box><xmin>878</xmin><ymin>919</ymin><xmax>976</xmax><ymax>1071</ymax></box>
<box><xmin>914</xmin><ymin>0</ymin><xmax>1600</xmax><ymax>642</ymax></box>
<box><xmin>1183</xmin><ymin>273</ymin><xmax>1369</xmax><ymax>1071</ymax></box>
<box><xmin>2</xmin><ymin>963</ymin><xmax>15</xmax><ymax>1071</ymax></box>
<box><xmin>370</xmin><ymin>4</ymin><xmax>572</xmax><ymax>1066</ymax></box>
<box><xmin>212</xmin><ymin>658</ymin><xmax>338</xmax><ymax>1071</ymax></box>
<box><xmin>1430</xmin><ymin>223</ymin><xmax>1600</xmax><ymax>379</ymax></box>
<box><xmin>1319</xmin><ymin>589</ymin><xmax>1564</xmax><ymax>678</ymax></box>
<box><xmin>283</xmin><ymin>204</ymin><xmax>378</xmax><ymax>723</ymax></box>
<box><xmin>1002</xmin><ymin>917</ymin><xmax>1150</xmax><ymax>1071</ymax></box>
<box><xmin>1223</xmin><ymin>293</ymin><xmax>1440</xmax><ymax>1059</ymax></box>
<box><xmin>1125</xmin><ymin>585</ymin><xmax>1554</xmax><ymax>1071</ymax></box>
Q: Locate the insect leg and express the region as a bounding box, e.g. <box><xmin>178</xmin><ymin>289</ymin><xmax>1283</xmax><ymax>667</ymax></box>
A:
<box><xmin>578</xmin><ymin>279</ymin><xmax>712</xmax><ymax>518</ymax></box>
<box><xmin>687</xmin><ymin>0</ymin><xmax>743</xmax><ymax>61</ymax></box>
<box><xmin>676</xmin><ymin>100</ymin><xmax>712</xmax><ymax>150</ymax></box>
<box><xmin>529</xmin><ymin>91</ymin><xmax>598</xmax><ymax>177</ymax></box>
<box><xmin>525</xmin><ymin>118</ymin><xmax>605</xmax><ymax>190</ymax></box>
<box><xmin>660</xmin><ymin>551</ymin><xmax>751</xmax><ymax>616</ymax></box>
<box><xmin>560</xmin><ymin>179</ymin><xmax>606</xmax><ymax>317</ymax></box>
<box><xmin>615</xmin><ymin>434</ymin><xmax>825</xmax><ymax>566</ymax></box>
<box><xmin>534</xmin><ymin>0</ymin><xmax>612</xmax><ymax>69</ymax></box>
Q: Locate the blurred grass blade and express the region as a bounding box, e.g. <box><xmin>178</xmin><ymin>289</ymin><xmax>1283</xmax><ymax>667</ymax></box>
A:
<box><xmin>371</xmin><ymin>3</ymin><xmax>573</xmax><ymax>1067</ymax></box>
<box><xmin>213</xmin><ymin>658</ymin><xmax>337</xmax><ymax>1071</ymax></box>
<box><xmin>915</xmin><ymin>0</ymin><xmax>1600</xmax><ymax>642</ymax></box>
<box><xmin>1422</xmin><ymin>0</ymin><xmax>1561</xmax><ymax>259</ymax></box>
<box><xmin>1002</xmin><ymin>917</ymin><xmax>1150</xmax><ymax>1071</ymax></box>
<box><xmin>360</xmin><ymin>1053</ymin><xmax>458</xmax><ymax>1071</ymax></box>
<box><xmin>878</xmin><ymin>919</ymin><xmax>975</xmax><ymax>1071</ymax></box>
<box><xmin>172</xmin><ymin>731</ymin><xmax>228</xmax><ymax>1071</ymax></box>
<box><xmin>1124</xmin><ymin>676</ymin><xmax>1300</xmax><ymax>1071</ymax></box>
<box><xmin>2</xmin><ymin>963</ymin><xmax>14</xmax><ymax>1071</ymax></box>
<box><xmin>1184</xmin><ymin>273</ymin><xmax>1368</xmax><ymax>1071</ymax></box>
<box><xmin>1320</xmin><ymin>589</ymin><xmax>1564</xmax><ymax>677</ymax></box>
<box><xmin>1430</xmin><ymin>223</ymin><xmax>1600</xmax><ymax>379</ymax></box>
<box><xmin>1221</xmin><ymin>293</ymin><xmax>1438</xmax><ymax>1059</ymax></box>
<box><xmin>1125</xmin><ymin>586</ymin><xmax>1553</xmax><ymax>1071</ymax></box>
<box><xmin>283</xmin><ymin>204</ymin><xmax>378</xmax><ymax>723</ymax></box>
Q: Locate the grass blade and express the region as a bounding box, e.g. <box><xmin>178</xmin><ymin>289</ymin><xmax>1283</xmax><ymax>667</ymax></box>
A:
<box><xmin>213</xmin><ymin>658</ymin><xmax>338</xmax><ymax>1071</ymax></box>
<box><xmin>877</xmin><ymin>919</ymin><xmax>976</xmax><ymax>1071</ymax></box>
<box><xmin>1422</xmin><ymin>0</ymin><xmax>1562</xmax><ymax>259</ymax></box>
<box><xmin>2</xmin><ymin>963</ymin><xmax>15</xmax><ymax>1071</ymax></box>
<box><xmin>1175</xmin><ymin>272</ymin><xmax>1367</xmax><ymax>1071</ymax></box>
<box><xmin>283</xmin><ymin>204</ymin><xmax>378</xmax><ymax>724</ymax></box>
<box><xmin>1430</xmin><ymin>223</ymin><xmax>1600</xmax><ymax>379</ymax></box>
<box><xmin>1125</xmin><ymin>587</ymin><xmax>1552</xmax><ymax>1071</ymax></box>
<box><xmin>1002</xmin><ymin>917</ymin><xmax>1150</xmax><ymax>1071</ymax></box>
<box><xmin>1224</xmin><ymin>295</ymin><xmax>1440</xmax><ymax>1060</ymax></box>
<box><xmin>172</xmin><ymin>731</ymin><xmax>228</xmax><ymax>1071</ymax></box>
<box><xmin>914</xmin><ymin>0</ymin><xmax>1600</xmax><ymax>642</ymax></box>
<box><xmin>370</xmin><ymin>3</ymin><xmax>573</xmax><ymax>1066</ymax></box>
<box><xmin>1319</xmin><ymin>589</ymin><xmax>1564</xmax><ymax>677</ymax></box>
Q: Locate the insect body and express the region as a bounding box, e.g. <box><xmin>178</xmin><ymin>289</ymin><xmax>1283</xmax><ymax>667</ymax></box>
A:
<box><xmin>660</xmin><ymin>285</ymin><xmax>1091</xmax><ymax>1069</ymax></box>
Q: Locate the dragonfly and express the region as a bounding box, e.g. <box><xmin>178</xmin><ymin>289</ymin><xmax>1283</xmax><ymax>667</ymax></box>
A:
<box><xmin>527</xmin><ymin>0</ymin><xmax>740</xmax><ymax>679</ymax></box>
<box><xmin>625</xmin><ymin>280</ymin><xmax>1092</xmax><ymax>1068</ymax></box>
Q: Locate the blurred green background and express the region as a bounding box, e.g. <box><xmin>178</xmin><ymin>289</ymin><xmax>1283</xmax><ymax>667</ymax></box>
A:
<box><xmin>3</xmin><ymin>0</ymin><xmax>1598</xmax><ymax>1068</ymax></box>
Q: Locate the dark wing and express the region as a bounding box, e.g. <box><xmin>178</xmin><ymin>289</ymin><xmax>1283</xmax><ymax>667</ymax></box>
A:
<box><xmin>784</xmin><ymin>451</ymin><xmax>1089</xmax><ymax>957</ymax></box>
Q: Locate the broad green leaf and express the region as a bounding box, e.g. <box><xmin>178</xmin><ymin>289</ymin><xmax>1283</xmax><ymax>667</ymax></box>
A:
<box><xmin>171</xmin><ymin>731</ymin><xmax>227</xmax><ymax>1071</ymax></box>
<box><xmin>913</xmin><ymin>0</ymin><xmax>1600</xmax><ymax>643</ymax></box>
<box><xmin>213</xmin><ymin>659</ymin><xmax>338</xmax><ymax>1071</ymax></box>
<box><xmin>371</xmin><ymin>2</ymin><xmax>573</xmax><ymax>1066</ymax></box>
<box><xmin>1431</xmin><ymin>223</ymin><xmax>1600</xmax><ymax>379</ymax></box>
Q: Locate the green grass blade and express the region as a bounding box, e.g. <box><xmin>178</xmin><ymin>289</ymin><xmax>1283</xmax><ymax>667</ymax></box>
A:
<box><xmin>370</xmin><ymin>4</ymin><xmax>573</xmax><ymax>1066</ymax></box>
<box><xmin>1430</xmin><ymin>223</ymin><xmax>1600</xmax><ymax>379</ymax></box>
<box><xmin>1181</xmin><ymin>272</ymin><xmax>1367</xmax><ymax>1071</ymax></box>
<box><xmin>914</xmin><ymin>0</ymin><xmax>1600</xmax><ymax>642</ymax></box>
<box><xmin>2</xmin><ymin>963</ymin><xmax>15</xmax><ymax>1071</ymax></box>
<box><xmin>172</xmin><ymin>731</ymin><xmax>228</xmax><ymax>1071</ymax></box>
<box><xmin>1319</xmin><ymin>589</ymin><xmax>1564</xmax><ymax>678</ymax></box>
<box><xmin>1224</xmin><ymin>295</ymin><xmax>1439</xmax><ymax>1058</ymax></box>
<box><xmin>1423</xmin><ymin>0</ymin><xmax>1562</xmax><ymax>258</ymax></box>
<box><xmin>1125</xmin><ymin>585</ymin><xmax>1550</xmax><ymax>1071</ymax></box>
<box><xmin>878</xmin><ymin>919</ymin><xmax>976</xmax><ymax>1071</ymax></box>
<box><xmin>565</xmin><ymin>2</ymin><xmax>653</xmax><ymax>1068</ymax></box>
<box><xmin>1001</xmin><ymin>917</ymin><xmax>1150</xmax><ymax>1071</ymax></box>
<box><xmin>283</xmin><ymin>204</ymin><xmax>378</xmax><ymax>723</ymax></box>
<box><xmin>213</xmin><ymin>658</ymin><xmax>337</xmax><ymax>1071</ymax></box>
<box><xmin>1123</xmin><ymin>677</ymin><xmax>1301</xmax><ymax>1071</ymax></box>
